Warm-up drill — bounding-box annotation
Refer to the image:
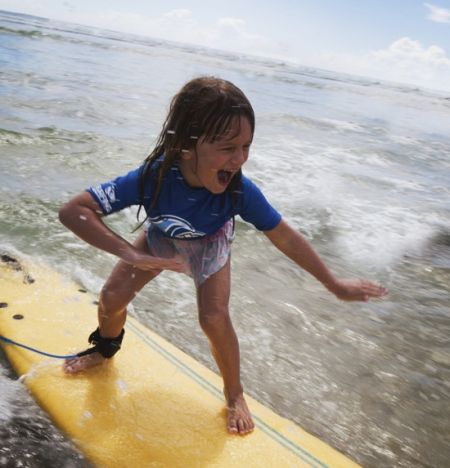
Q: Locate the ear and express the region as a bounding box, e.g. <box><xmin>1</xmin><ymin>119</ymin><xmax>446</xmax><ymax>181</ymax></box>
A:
<box><xmin>180</xmin><ymin>149</ymin><xmax>194</xmax><ymax>160</ymax></box>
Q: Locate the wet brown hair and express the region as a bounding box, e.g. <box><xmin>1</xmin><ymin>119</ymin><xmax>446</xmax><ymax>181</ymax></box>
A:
<box><xmin>137</xmin><ymin>76</ymin><xmax>255</xmax><ymax>219</ymax></box>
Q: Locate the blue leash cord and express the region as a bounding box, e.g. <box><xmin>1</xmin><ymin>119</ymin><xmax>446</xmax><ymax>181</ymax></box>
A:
<box><xmin>0</xmin><ymin>335</ymin><xmax>78</xmax><ymax>359</ymax></box>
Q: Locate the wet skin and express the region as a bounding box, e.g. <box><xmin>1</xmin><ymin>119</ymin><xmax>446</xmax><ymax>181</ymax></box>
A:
<box><xmin>62</xmin><ymin>119</ymin><xmax>256</xmax><ymax>434</ymax></box>
<box><xmin>178</xmin><ymin>116</ymin><xmax>252</xmax><ymax>194</ymax></box>
<box><xmin>61</xmin><ymin>115</ymin><xmax>387</xmax><ymax>436</ymax></box>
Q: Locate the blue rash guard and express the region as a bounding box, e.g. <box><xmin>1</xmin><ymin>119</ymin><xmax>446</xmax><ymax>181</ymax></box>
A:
<box><xmin>87</xmin><ymin>160</ymin><xmax>281</xmax><ymax>239</ymax></box>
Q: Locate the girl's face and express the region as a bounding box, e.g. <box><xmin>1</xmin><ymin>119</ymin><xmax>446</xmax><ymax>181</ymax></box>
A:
<box><xmin>179</xmin><ymin>116</ymin><xmax>253</xmax><ymax>194</ymax></box>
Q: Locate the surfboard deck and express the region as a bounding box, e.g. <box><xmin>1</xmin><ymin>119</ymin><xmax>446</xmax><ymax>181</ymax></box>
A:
<box><xmin>0</xmin><ymin>254</ymin><xmax>359</xmax><ymax>467</ymax></box>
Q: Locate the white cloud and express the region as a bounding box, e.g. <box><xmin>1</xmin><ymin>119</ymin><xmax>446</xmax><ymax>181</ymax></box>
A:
<box><xmin>209</xmin><ymin>17</ymin><xmax>267</xmax><ymax>51</ymax></box>
<box><xmin>424</xmin><ymin>3</ymin><xmax>450</xmax><ymax>23</ymax></box>
<box><xmin>64</xmin><ymin>8</ymin><xmax>270</xmax><ymax>55</ymax></box>
<box><xmin>163</xmin><ymin>9</ymin><xmax>191</xmax><ymax>20</ymax></box>
<box><xmin>370</xmin><ymin>37</ymin><xmax>450</xmax><ymax>68</ymax></box>
<box><xmin>320</xmin><ymin>37</ymin><xmax>450</xmax><ymax>92</ymax></box>
<box><xmin>218</xmin><ymin>17</ymin><xmax>246</xmax><ymax>28</ymax></box>
<box><xmin>0</xmin><ymin>2</ymin><xmax>269</xmax><ymax>53</ymax></box>
<box><xmin>83</xmin><ymin>9</ymin><xmax>197</xmax><ymax>43</ymax></box>
<box><xmin>3</xmin><ymin>2</ymin><xmax>449</xmax><ymax>92</ymax></box>
<box><xmin>0</xmin><ymin>0</ymin><xmax>63</xmax><ymax>17</ymax></box>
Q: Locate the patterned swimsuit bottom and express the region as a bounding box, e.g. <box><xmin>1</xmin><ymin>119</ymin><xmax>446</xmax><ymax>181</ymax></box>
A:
<box><xmin>145</xmin><ymin>219</ymin><xmax>234</xmax><ymax>287</ymax></box>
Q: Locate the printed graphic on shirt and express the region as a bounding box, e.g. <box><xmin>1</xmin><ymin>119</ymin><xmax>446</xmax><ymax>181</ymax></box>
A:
<box><xmin>150</xmin><ymin>215</ymin><xmax>206</xmax><ymax>239</ymax></box>
<box><xmin>87</xmin><ymin>162</ymin><xmax>282</xmax><ymax>235</ymax></box>
<box><xmin>91</xmin><ymin>183</ymin><xmax>116</xmax><ymax>213</ymax></box>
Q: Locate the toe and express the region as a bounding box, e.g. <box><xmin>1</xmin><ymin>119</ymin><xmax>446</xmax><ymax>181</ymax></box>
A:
<box><xmin>62</xmin><ymin>353</ymin><xmax>105</xmax><ymax>374</ymax></box>
<box><xmin>227</xmin><ymin>416</ymin><xmax>238</xmax><ymax>434</ymax></box>
<box><xmin>242</xmin><ymin>418</ymin><xmax>255</xmax><ymax>435</ymax></box>
<box><xmin>237</xmin><ymin>419</ymin><xmax>245</xmax><ymax>434</ymax></box>
<box><xmin>63</xmin><ymin>359</ymin><xmax>82</xmax><ymax>374</ymax></box>
<box><xmin>228</xmin><ymin>424</ymin><xmax>238</xmax><ymax>434</ymax></box>
<box><xmin>63</xmin><ymin>363</ymin><xmax>75</xmax><ymax>374</ymax></box>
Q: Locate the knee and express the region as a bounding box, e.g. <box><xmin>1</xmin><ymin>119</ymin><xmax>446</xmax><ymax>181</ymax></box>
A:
<box><xmin>198</xmin><ymin>304</ymin><xmax>230</xmax><ymax>334</ymax></box>
<box><xmin>99</xmin><ymin>285</ymin><xmax>130</xmax><ymax>315</ymax></box>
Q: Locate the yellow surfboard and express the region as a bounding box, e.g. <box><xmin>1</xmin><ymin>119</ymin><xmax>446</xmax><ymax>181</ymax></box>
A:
<box><xmin>0</xmin><ymin>254</ymin><xmax>359</xmax><ymax>467</ymax></box>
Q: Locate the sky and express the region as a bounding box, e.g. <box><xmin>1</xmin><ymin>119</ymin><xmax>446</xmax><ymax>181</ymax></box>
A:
<box><xmin>1</xmin><ymin>0</ymin><xmax>450</xmax><ymax>92</ymax></box>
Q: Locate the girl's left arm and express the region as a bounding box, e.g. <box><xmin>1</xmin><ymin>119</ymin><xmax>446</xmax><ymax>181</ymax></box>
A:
<box><xmin>264</xmin><ymin>220</ymin><xmax>387</xmax><ymax>301</ymax></box>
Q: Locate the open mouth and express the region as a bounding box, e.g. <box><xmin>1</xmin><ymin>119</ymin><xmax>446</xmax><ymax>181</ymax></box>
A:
<box><xmin>217</xmin><ymin>170</ymin><xmax>234</xmax><ymax>186</ymax></box>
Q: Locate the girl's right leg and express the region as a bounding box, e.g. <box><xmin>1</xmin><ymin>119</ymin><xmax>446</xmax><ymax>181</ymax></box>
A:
<box><xmin>64</xmin><ymin>231</ymin><xmax>161</xmax><ymax>373</ymax></box>
<box><xmin>196</xmin><ymin>258</ymin><xmax>254</xmax><ymax>435</ymax></box>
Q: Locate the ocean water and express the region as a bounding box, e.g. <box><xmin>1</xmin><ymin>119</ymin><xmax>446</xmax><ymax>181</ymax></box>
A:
<box><xmin>1</xmin><ymin>9</ymin><xmax>450</xmax><ymax>467</ymax></box>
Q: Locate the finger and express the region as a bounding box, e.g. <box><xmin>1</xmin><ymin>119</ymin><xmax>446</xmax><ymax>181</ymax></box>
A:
<box><xmin>168</xmin><ymin>265</ymin><xmax>187</xmax><ymax>274</ymax></box>
<box><xmin>154</xmin><ymin>258</ymin><xmax>181</xmax><ymax>270</ymax></box>
<box><xmin>343</xmin><ymin>287</ymin><xmax>372</xmax><ymax>302</ymax></box>
<box><xmin>363</xmin><ymin>282</ymin><xmax>388</xmax><ymax>297</ymax></box>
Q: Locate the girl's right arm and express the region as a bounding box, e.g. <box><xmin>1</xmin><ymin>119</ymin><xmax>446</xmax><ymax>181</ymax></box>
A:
<box><xmin>58</xmin><ymin>192</ymin><xmax>185</xmax><ymax>272</ymax></box>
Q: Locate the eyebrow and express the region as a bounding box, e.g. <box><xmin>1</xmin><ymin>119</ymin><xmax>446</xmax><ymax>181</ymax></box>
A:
<box><xmin>216</xmin><ymin>138</ymin><xmax>253</xmax><ymax>146</ymax></box>
<box><xmin>214</xmin><ymin>130</ymin><xmax>253</xmax><ymax>143</ymax></box>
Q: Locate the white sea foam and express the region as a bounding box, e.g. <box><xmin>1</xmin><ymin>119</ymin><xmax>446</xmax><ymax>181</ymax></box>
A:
<box><xmin>0</xmin><ymin>370</ymin><xmax>17</xmax><ymax>423</ymax></box>
<box><xmin>1</xmin><ymin>9</ymin><xmax>450</xmax><ymax>467</ymax></box>
<box><xmin>335</xmin><ymin>207</ymin><xmax>440</xmax><ymax>268</ymax></box>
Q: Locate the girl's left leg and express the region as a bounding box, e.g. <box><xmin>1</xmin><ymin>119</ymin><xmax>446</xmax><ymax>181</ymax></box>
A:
<box><xmin>196</xmin><ymin>258</ymin><xmax>254</xmax><ymax>435</ymax></box>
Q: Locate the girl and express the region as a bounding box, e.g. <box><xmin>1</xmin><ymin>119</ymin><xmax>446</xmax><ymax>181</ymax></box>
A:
<box><xmin>59</xmin><ymin>76</ymin><xmax>387</xmax><ymax>436</ymax></box>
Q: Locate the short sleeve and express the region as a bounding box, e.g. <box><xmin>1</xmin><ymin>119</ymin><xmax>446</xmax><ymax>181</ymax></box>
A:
<box><xmin>87</xmin><ymin>166</ymin><xmax>145</xmax><ymax>215</ymax></box>
<box><xmin>237</xmin><ymin>176</ymin><xmax>281</xmax><ymax>231</ymax></box>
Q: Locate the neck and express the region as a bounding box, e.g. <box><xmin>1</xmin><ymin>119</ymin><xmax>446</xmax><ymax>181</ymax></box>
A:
<box><xmin>178</xmin><ymin>157</ymin><xmax>204</xmax><ymax>188</ymax></box>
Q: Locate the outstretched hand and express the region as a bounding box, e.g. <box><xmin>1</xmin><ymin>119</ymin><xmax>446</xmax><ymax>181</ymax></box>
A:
<box><xmin>123</xmin><ymin>249</ymin><xmax>187</xmax><ymax>273</ymax></box>
<box><xmin>329</xmin><ymin>278</ymin><xmax>388</xmax><ymax>302</ymax></box>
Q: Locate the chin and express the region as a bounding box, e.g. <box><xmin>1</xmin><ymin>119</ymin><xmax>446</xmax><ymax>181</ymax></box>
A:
<box><xmin>210</xmin><ymin>185</ymin><xmax>227</xmax><ymax>194</ymax></box>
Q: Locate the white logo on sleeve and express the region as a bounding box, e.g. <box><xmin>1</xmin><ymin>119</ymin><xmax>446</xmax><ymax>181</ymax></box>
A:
<box><xmin>92</xmin><ymin>184</ymin><xmax>113</xmax><ymax>213</ymax></box>
<box><xmin>104</xmin><ymin>185</ymin><xmax>116</xmax><ymax>204</ymax></box>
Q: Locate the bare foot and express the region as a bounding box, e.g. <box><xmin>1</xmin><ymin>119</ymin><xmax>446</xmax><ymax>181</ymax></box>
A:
<box><xmin>226</xmin><ymin>394</ymin><xmax>255</xmax><ymax>435</ymax></box>
<box><xmin>63</xmin><ymin>352</ymin><xmax>106</xmax><ymax>374</ymax></box>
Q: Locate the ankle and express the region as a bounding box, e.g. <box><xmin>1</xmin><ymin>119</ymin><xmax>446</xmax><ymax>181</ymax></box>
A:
<box><xmin>224</xmin><ymin>386</ymin><xmax>244</xmax><ymax>403</ymax></box>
